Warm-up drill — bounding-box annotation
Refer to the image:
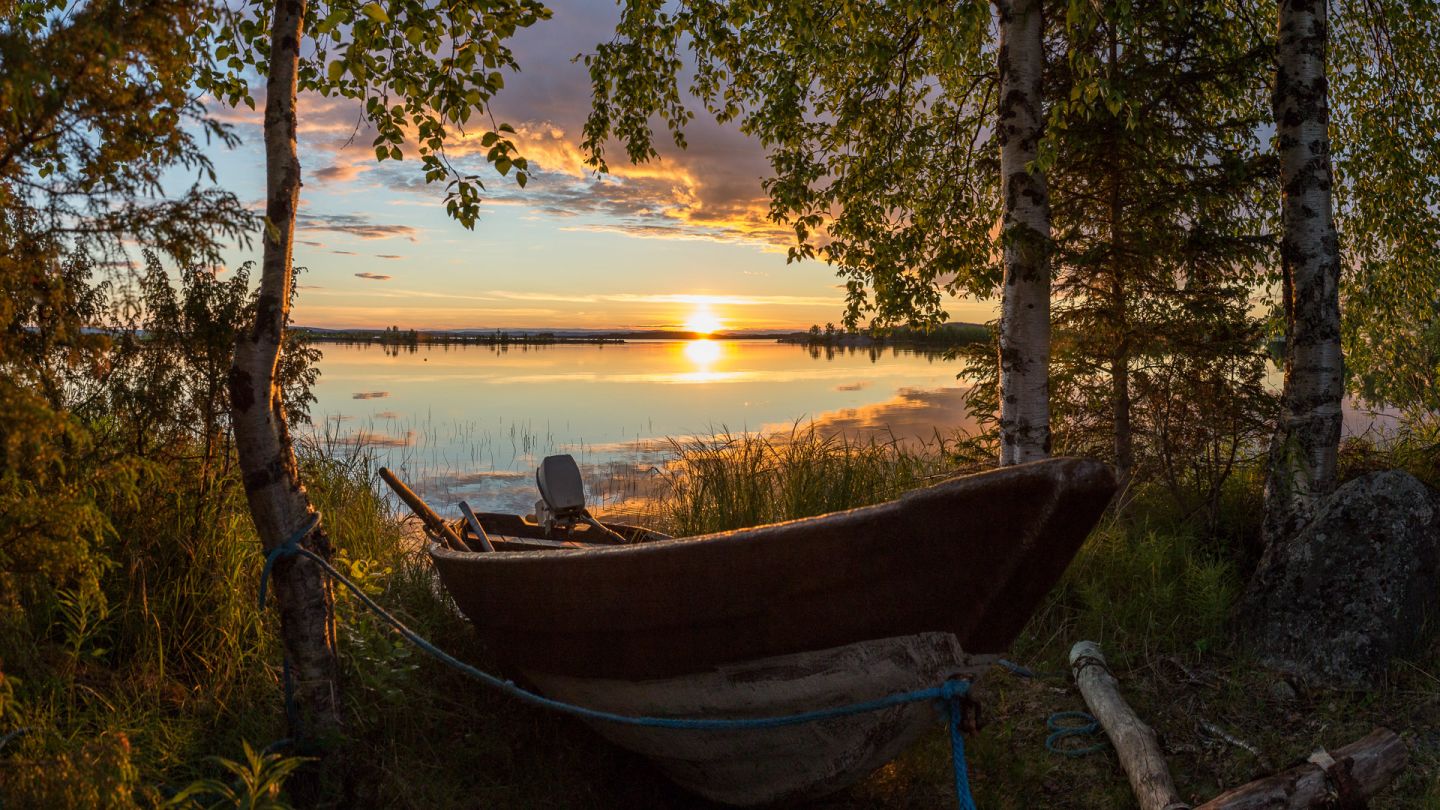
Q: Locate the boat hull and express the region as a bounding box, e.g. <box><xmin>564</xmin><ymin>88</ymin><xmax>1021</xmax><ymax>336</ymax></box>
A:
<box><xmin>426</xmin><ymin>458</ymin><xmax>1116</xmax><ymax>802</ymax></box>
<box><xmin>429</xmin><ymin>457</ymin><xmax>1116</xmax><ymax>680</ymax></box>
<box><xmin>526</xmin><ymin>632</ymin><xmax>990</xmax><ymax>807</ymax></box>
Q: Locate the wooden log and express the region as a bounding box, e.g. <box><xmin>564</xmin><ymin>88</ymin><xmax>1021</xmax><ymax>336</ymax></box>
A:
<box><xmin>1196</xmin><ymin>728</ymin><xmax>1406</xmax><ymax>809</ymax></box>
<box><xmin>1069</xmin><ymin>640</ymin><xmax>1192</xmax><ymax>810</ymax></box>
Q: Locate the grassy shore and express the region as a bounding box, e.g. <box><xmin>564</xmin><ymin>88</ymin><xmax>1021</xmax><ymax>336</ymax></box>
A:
<box><xmin>1</xmin><ymin>430</ymin><xmax>1436</xmax><ymax>808</ymax></box>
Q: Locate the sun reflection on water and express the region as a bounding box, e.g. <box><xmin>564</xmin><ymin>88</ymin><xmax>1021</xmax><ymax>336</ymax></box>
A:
<box><xmin>680</xmin><ymin>339</ymin><xmax>728</xmax><ymax>382</ymax></box>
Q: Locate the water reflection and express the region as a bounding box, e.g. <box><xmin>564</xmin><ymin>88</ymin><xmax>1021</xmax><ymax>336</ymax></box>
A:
<box><xmin>683</xmin><ymin>338</ymin><xmax>723</xmax><ymax>368</ymax></box>
<box><xmin>310</xmin><ymin>340</ymin><xmax>974</xmax><ymax>514</ymax></box>
<box><xmin>680</xmin><ymin>339</ymin><xmax>726</xmax><ymax>382</ymax></box>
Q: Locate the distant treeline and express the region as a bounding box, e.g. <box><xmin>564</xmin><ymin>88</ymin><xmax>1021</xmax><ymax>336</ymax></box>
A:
<box><xmin>783</xmin><ymin>322</ymin><xmax>989</xmax><ymax>348</ymax></box>
<box><xmin>295</xmin><ymin>326</ymin><xmax>626</xmax><ymax>347</ymax></box>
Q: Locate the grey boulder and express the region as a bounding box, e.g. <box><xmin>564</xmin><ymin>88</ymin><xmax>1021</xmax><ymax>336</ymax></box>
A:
<box><xmin>1242</xmin><ymin>470</ymin><xmax>1440</xmax><ymax>689</ymax></box>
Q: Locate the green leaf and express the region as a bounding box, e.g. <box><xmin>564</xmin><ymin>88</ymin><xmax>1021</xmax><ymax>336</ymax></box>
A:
<box><xmin>360</xmin><ymin>3</ymin><xmax>389</xmax><ymax>24</ymax></box>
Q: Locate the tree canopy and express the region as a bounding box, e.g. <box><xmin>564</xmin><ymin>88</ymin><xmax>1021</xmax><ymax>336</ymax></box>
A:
<box><xmin>1331</xmin><ymin>0</ymin><xmax>1440</xmax><ymax>424</ymax></box>
<box><xmin>198</xmin><ymin>0</ymin><xmax>550</xmax><ymax>229</ymax></box>
<box><xmin>583</xmin><ymin>1</ymin><xmax>1000</xmax><ymax>330</ymax></box>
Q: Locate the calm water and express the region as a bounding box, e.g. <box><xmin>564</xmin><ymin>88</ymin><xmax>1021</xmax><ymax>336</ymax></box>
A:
<box><xmin>307</xmin><ymin>339</ymin><xmax>979</xmax><ymax>515</ymax></box>
<box><xmin>306</xmin><ymin>340</ymin><xmax>1398</xmax><ymax>518</ymax></box>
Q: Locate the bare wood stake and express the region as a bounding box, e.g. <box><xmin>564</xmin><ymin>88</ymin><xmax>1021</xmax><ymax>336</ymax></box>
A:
<box><xmin>1198</xmin><ymin>719</ymin><xmax>1271</xmax><ymax>770</ymax></box>
<box><xmin>1196</xmin><ymin>728</ymin><xmax>1406</xmax><ymax>810</ymax></box>
<box><xmin>1070</xmin><ymin>641</ymin><xmax>1191</xmax><ymax>810</ymax></box>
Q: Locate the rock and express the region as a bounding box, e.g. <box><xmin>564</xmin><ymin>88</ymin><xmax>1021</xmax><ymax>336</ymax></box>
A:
<box><xmin>1242</xmin><ymin>470</ymin><xmax>1440</xmax><ymax>689</ymax></box>
<box><xmin>1267</xmin><ymin>679</ymin><xmax>1298</xmax><ymax>704</ymax></box>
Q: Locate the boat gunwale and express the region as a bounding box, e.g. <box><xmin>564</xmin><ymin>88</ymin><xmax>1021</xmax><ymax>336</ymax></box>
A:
<box><xmin>426</xmin><ymin>456</ymin><xmax>1110</xmax><ymax>564</ymax></box>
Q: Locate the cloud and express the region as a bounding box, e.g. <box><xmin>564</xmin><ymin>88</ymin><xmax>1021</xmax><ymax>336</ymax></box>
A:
<box><xmin>314</xmin><ymin>160</ymin><xmax>371</xmax><ymax>183</ymax></box>
<box><xmin>352</xmin><ymin>391</ymin><xmax>390</xmax><ymax>399</ymax></box>
<box><xmin>375</xmin><ymin>254</ymin><xmax>403</xmax><ymax>260</ymax></box>
<box><xmin>835</xmin><ymin>381</ymin><xmax>871</xmax><ymax>392</ymax></box>
<box><xmin>297</xmin><ymin>212</ymin><xmax>419</xmax><ymax>241</ymax></box>
<box><xmin>444</xmin><ymin>123</ymin><xmax>793</xmax><ymax>248</ymax></box>
<box><xmin>760</xmin><ymin>387</ymin><xmax>982</xmax><ymax>445</ymax></box>
<box><xmin>355</xmin><ymin>272</ymin><xmax>392</xmax><ymax>281</ymax></box>
<box><xmin>303</xmin><ymin>287</ymin><xmax>841</xmax><ymax>308</ymax></box>
<box><xmin>332</xmin><ymin>250</ymin><xmax>357</xmax><ymax>255</ymax></box>
<box><xmin>211</xmin><ymin>2</ymin><xmax>790</xmax><ymax>251</ymax></box>
<box><xmin>346</xmin><ymin>429</ymin><xmax>415</xmax><ymax>448</ymax></box>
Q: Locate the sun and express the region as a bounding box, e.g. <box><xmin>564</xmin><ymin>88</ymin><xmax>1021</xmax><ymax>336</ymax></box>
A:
<box><xmin>684</xmin><ymin>306</ymin><xmax>724</xmax><ymax>335</ymax></box>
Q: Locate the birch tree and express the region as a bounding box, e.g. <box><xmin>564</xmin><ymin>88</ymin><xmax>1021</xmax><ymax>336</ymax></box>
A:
<box><xmin>198</xmin><ymin>0</ymin><xmax>549</xmax><ymax>738</ymax></box>
<box><xmin>994</xmin><ymin>0</ymin><xmax>1050</xmax><ymax>464</ymax></box>
<box><xmin>1262</xmin><ymin>0</ymin><xmax>1343</xmax><ymax>544</ymax></box>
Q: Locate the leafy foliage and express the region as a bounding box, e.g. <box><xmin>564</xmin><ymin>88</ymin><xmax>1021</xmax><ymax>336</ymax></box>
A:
<box><xmin>1044</xmin><ymin>0</ymin><xmax>1278</xmax><ymax>495</ymax></box>
<box><xmin>0</xmin><ymin>0</ymin><xmax>251</xmax><ymax>267</ymax></box>
<box><xmin>167</xmin><ymin>741</ymin><xmax>308</xmax><ymax>810</ymax></box>
<box><xmin>1331</xmin><ymin>0</ymin><xmax>1440</xmax><ymax>425</ymax></box>
<box><xmin>198</xmin><ymin>0</ymin><xmax>551</xmax><ymax>228</ymax></box>
<box><xmin>583</xmin><ymin>1</ymin><xmax>1001</xmax><ymax>329</ymax></box>
<box><xmin>1</xmin><ymin>0</ymin><xmax>256</xmax><ymax>605</ymax></box>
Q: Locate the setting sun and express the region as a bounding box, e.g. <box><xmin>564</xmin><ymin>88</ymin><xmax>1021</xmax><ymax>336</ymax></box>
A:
<box><xmin>685</xmin><ymin>306</ymin><xmax>724</xmax><ymax>335</ymax></box>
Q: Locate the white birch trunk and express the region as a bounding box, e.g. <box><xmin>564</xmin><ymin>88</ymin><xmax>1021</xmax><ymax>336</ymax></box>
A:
<box><xmin>1262</xmin><ymin>0</ymin><xmax>1344</xmax><ymax>544</ymax></box>
<box><xmin>995</xmin><ymin>0</ymin><xmax>1051</xmax><ymax>466</ymax></box>
<box><xmin>229</xmin><ymin>0</ymin><xmax>342</xmax><ymax>737</ymax></box>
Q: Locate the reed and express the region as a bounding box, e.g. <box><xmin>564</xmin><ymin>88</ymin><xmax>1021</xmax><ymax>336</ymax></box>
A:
<box><xmin>656</xmin><ymin>423</ymin><xmax>965</xmax><ymax>536</ymax></box>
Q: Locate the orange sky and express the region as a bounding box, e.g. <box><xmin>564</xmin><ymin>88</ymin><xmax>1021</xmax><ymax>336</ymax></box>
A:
<box><xmin>202</xmin><ymin>1</ymin><xmax>999</xmax><ymax>332</ymax></box>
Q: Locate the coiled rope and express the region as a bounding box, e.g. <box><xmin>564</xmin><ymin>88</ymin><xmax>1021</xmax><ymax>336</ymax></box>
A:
<box><xmin>994</xmin><ymin>653</ymin><xmax>1105</xmax><ymax>758</ymax></box>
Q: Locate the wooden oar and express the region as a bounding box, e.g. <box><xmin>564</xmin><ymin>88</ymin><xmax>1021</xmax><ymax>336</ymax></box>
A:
<box><xmin>378</xmin><ymin>467</ymin><xmax>473</xmax><ymax>552</ymax></box>
<box><xmin>458</xmin><ymin>501</ymin><xmax>497</xmax><ymax>552</ymax></box>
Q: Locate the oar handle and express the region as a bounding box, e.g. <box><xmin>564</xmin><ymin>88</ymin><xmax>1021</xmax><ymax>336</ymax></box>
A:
<box><xmin>458</xmin><ymin>501</ymin><xmax>497</xmax><ymax>552</ymax></box>
<box><xmin>378</xmin><ymin>467</ymin><xmax>472</xmax><ymax>552</ymax></box>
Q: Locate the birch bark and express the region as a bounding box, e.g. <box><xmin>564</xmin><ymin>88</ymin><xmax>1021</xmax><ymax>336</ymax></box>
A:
<box><xmin>228</xmin><ymin>0</ymin><xmax>342</xmax><ymax>737</ymax></box>
<box><xmin>1263</xmin><ymin>0</ymin><xmax>1344</xmax><ymax>543</ymax></box>
<box><xmin>995</xmin><ymin>0</ymin><xmax>1051</xmax><ymax>466</ymax></box>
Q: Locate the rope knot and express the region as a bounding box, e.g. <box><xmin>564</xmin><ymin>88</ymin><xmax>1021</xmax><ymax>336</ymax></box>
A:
<box><xmin>939</xmin><ymin>678</ymin><xmax>970</xmax><ymax>703</ymax></box>
<box><xmin>257</xmin><ymin>512</ymin><xmax>322</xmax><ymax>608</ymax></box>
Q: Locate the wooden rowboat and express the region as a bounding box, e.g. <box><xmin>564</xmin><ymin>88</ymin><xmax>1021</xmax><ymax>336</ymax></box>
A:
<box><xmin>425</xmin><ymin>457</ymin><xmax>1116</xmax><ymax>806</ymax></box>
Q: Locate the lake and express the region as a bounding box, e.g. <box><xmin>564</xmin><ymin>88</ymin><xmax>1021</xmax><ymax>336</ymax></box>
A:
<box><xmin>306</xmin><ymin>339</ymin><xmax>979</xmax><ymax>516</ymax></box>
<box><xmin>306</xmin><ymin>339</ymin><xmax>1397</xmax><ymax>519</ymax></box>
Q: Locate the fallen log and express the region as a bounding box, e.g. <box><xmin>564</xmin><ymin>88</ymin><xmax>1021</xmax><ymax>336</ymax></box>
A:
<box><xmin>1195</xmin><ymin>727</ymin><xmax>1407</xmax><ymax>810</ymax></box>
<box><xmin>1069</xmin><ymin>640</ymin><xmax>1408</xmax><ymax>810</ymax></box>
<box><xmin>1069</xmin><ymin>640</ymin><xmax>1191</xmax><ymax>810</ymax></box>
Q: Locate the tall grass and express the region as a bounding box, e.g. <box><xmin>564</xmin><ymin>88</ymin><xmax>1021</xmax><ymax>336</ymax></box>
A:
<box><xmin>0</xmin><ymin>438</ymin><xmax>427</xmax><ymax>807</ymax></box>
<box><xmin>657</xmin><ymin>423</ymin><xmax>970</xmax><ymax>536</ymax></box>
<box><xmin>3</xmin><ymin>426</ymin><xmax>1435</xmax><ymax>808</ymax></box>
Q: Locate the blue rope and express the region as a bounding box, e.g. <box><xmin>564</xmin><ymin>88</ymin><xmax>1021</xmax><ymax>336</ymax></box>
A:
<box><xmin>257</xmin><ymin>513</ymin><xmax>321</xmax><ymax>609</ymax></box>
<box><xmin>995</xmin><ymin>658</ymin><xmax>1036</xmax><ymax>679</ymax></box>
<box><xmin>258</xmin><ymin>514</ymin><xmax>978</xmax><ymax>809</ymax></box>
<box><xmin>1045</xmin><ymin>710</ymin><xmax>1106</xmax><ymax>757</ymax></box>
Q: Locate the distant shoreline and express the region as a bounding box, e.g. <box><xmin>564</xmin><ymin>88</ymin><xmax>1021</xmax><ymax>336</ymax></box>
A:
<box><xmin>292</xmin><ymin>326</ymin><xmax>805</xmax><ymax>344</ymax></box>
<box><xmin>293</xmin><ymin>324</ymin><xmax>989</xmax><ymax>348</ymax></box>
